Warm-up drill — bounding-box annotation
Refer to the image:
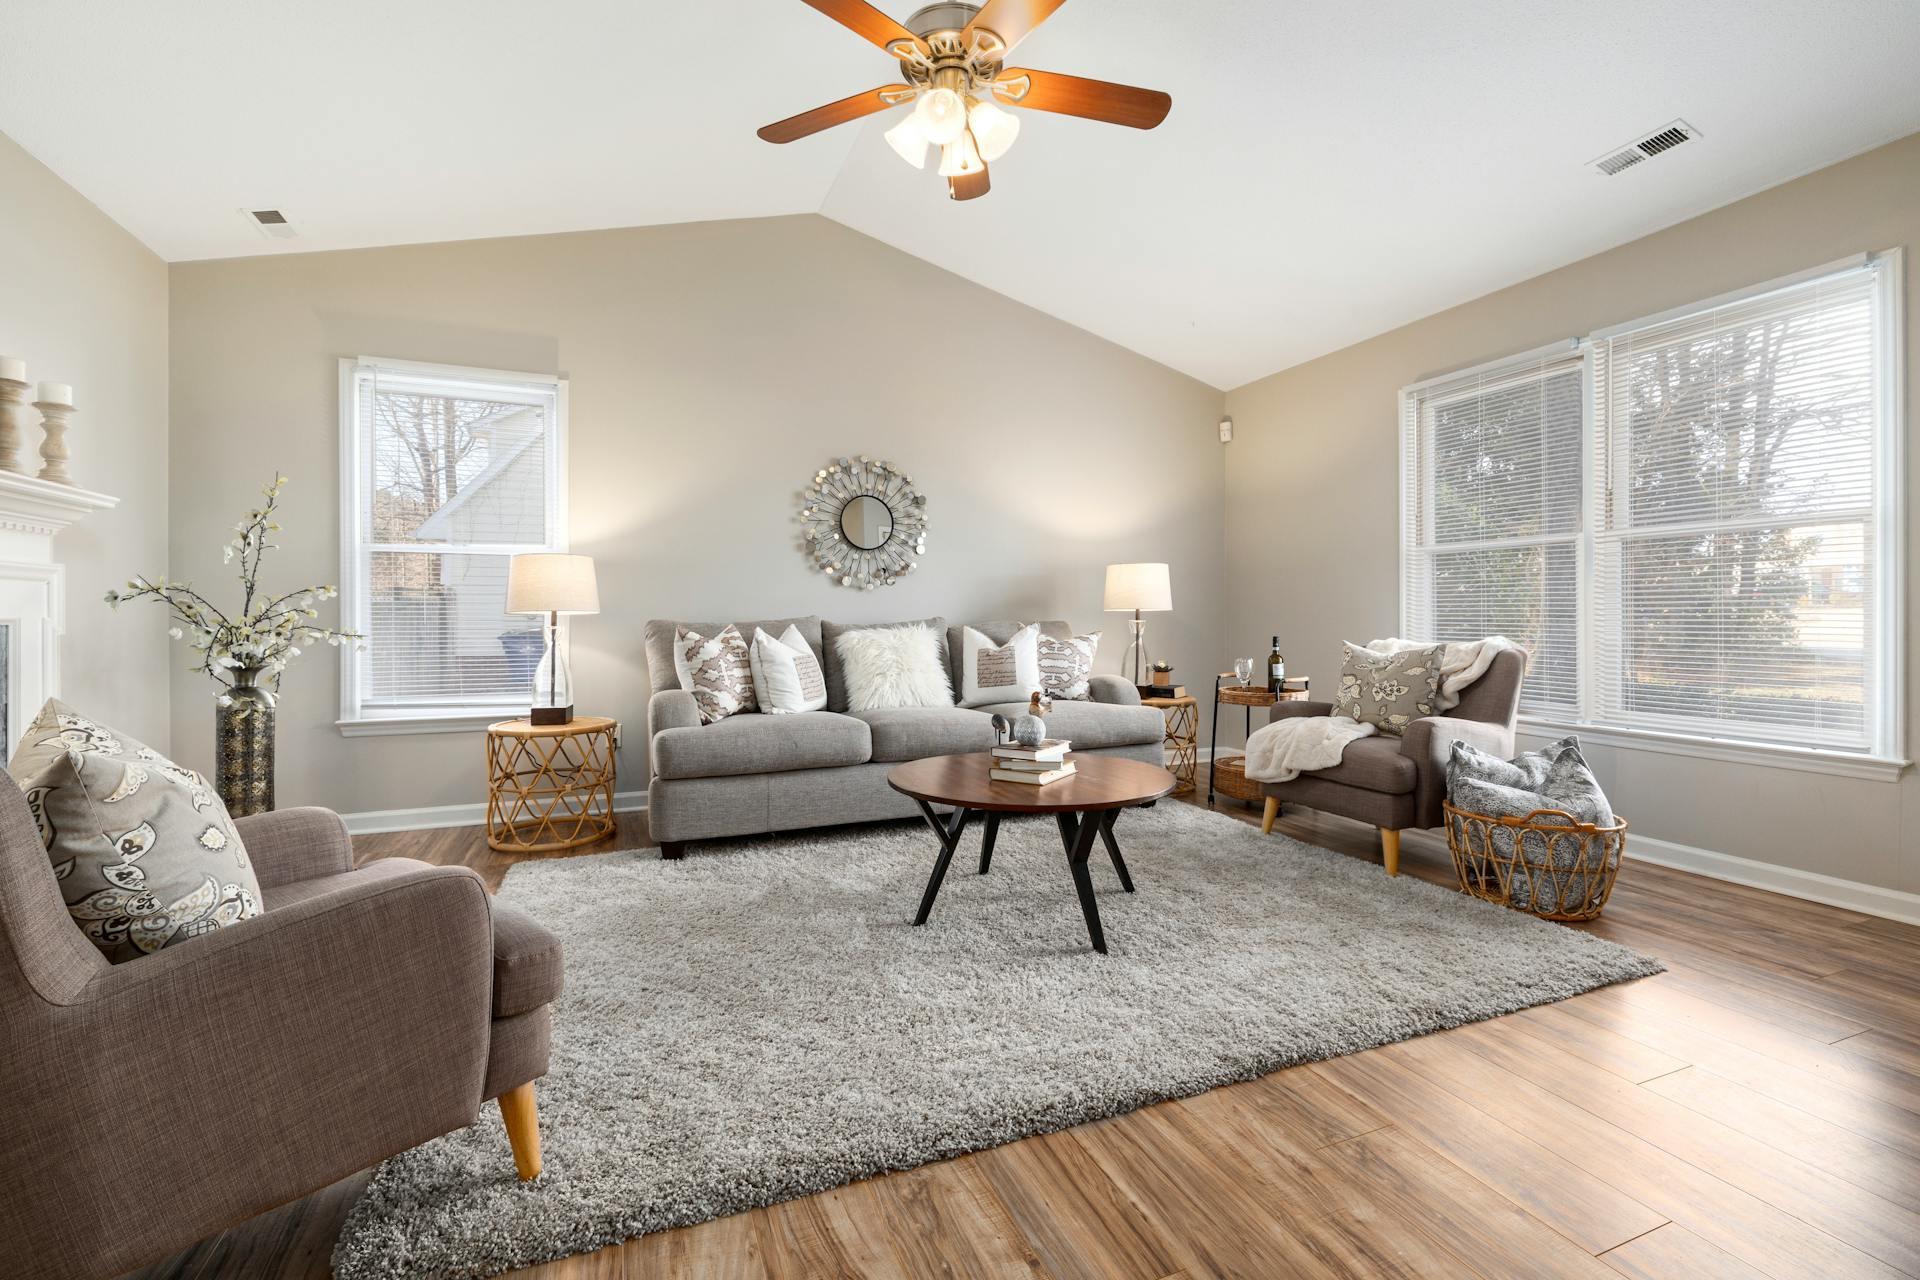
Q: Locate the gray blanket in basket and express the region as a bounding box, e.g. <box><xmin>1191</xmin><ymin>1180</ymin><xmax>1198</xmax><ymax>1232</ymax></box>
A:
<box><xmin>1446</xmin><ymin>736</ymin><xmax>1616</xmax><ymax>909</ymax></box>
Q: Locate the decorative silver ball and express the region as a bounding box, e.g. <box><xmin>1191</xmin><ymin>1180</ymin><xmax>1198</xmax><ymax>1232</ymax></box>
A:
<box><xmin>1012</xmin><ymin>714</ymin><xmax>1046</xmax><ymax>747</ymax></box>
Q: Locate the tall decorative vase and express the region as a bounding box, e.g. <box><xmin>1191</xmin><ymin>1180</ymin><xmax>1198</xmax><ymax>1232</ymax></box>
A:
<box><xmin>215</xmin><ymin>667</ymin><xmax>277</xmax><ymax>816</ymax></box>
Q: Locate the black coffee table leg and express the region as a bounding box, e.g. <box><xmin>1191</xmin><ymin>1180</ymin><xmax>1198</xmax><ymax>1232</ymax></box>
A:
<box><xmin>978</xmin><ymin>811</ymin><xmax>1001</xmax><ymax>875</ymax></box>
<box><xmin>912</xmin><ymin>800</ymin><xmax>972</xmax><ymax>926</ymax></box>
<box><xmin>1098</xmin><ymin>808</ymin><xmax>1134</xmax><ymax>893</ymax></box>
<box><xmin>1056</xmin><ymin>807</ymin><xmax>1108</xmax><ymax>954</ymax></box>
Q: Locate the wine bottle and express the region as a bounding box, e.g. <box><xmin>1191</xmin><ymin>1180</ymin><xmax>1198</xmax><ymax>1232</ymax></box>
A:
<box><xmin>1267</xmin><ymin>636</ymin><xmax>1286</xmax><ymax>692</ymax></box>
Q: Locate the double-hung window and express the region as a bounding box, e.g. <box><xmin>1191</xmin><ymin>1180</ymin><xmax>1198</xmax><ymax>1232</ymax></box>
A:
<box><xmin>1401</xmin><ymin>252</ymin><xmax>1903</xmax><ymax>769</ymax></box>
<box><xmin>339</xmin><ymin>358</ymin><xmax>567</xmax><ymax>732</ymax></box>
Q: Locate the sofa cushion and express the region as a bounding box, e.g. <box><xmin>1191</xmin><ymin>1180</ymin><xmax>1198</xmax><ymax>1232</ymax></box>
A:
<box><xmin>822</xmin><ymin>617</ymin><xmax>946</xmax><ymax>711</ymax></box>
<box><xmin>977</xmin><ymin>697</ymin><xmax>1164</xmax><ymax>751</ymax></box>
<box><xmin>948</xmin><ymin>620</ymin><xmax>1070</xmax><ymax>699</ymax></box>
<box><xmin>957</xmin><ymin>623</ymin><xmax>1041</xmax><ymax>707</ymax></box>
<box><xmin>673</xmin><ymin>624</ymin><xmax>757</xmax><ymax>724</ymax></box>
<box><xmin>849</xmin><ymin>706</ymin><xmax>997</xmax><ymax>763</ymax></box>
<box><xmin>651</xmin><ymin>712</ymin><xmax>871</xmax><ymax>781</ymax></box>
<box><xmin>490</xmin><ymin>902</ymin><xmax>564</xmax><ymax>1018</ymax></box>
<box><xmin>1311</xmin><ymin>735</ymin><xmax>1417</xmax><ymax>795</ymax></box>
<box><xmin>645</xmin><ymin>617</ymin><xmax>822</xmax><ymax>697</ymax></box>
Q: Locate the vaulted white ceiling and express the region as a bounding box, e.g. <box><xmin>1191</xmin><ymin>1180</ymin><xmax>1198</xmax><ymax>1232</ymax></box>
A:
<box><xmin>3</xmin><ymin>1</ymin><xmax>1917</xmax><ymax>388</ymax></box>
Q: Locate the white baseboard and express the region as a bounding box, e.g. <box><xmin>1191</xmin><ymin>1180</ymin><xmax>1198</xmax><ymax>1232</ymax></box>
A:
<box><xmin>1625</xmin><ymin>832</ymin><xmax>1920</xmax><ymax>927</ymax></box>
<box><xmin>342</xmin><ymin>789</ymin><xmax>649</xmax><ymax>836</ymax></box>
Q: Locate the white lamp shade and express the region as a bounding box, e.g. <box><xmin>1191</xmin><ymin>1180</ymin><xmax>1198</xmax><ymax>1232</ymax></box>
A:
<box><xmin>967</xmin><ymin>98</ymin><xmax>1020</xmax><ymax>162</ymax></box>
<box><xmin>884</xmin><ymin>112</ymin><xmax>929</xmax><ymax>168</ymax></box>
<box><xmin>507</xmin><ymin>553</ymin><xmax>599</xmax><ymax>615</ymax></box>
<box><xmin>1103</xmin><ymin>562</ymin><xmax>1172</xmax><ymax>612</ymax></box>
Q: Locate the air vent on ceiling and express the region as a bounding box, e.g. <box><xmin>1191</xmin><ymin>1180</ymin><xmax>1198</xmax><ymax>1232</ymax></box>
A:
<box><xmin>242</xmin><ymin>208</ymin><xmax>298</xmax><ymax>239</ymax></box>
<box><xmin>1590</xmin><ymin>119</ymin><xmax>1699</xmax><ymax>176</ymax></box>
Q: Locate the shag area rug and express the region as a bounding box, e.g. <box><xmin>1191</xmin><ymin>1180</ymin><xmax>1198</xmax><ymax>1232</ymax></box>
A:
<box><xmin>334</xmin><ymin>802</ymin><xmax>1660</xmax><ymax>1279</ymax></box>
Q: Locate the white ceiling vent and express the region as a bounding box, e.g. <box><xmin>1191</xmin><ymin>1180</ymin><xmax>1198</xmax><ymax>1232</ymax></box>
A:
<box><xmin>1590</xmin><ymin>120</ymin><xmax>1699</xmax><ymax>176</ymax></box>
<box><xmin>242</xmin><ymin>208</ymin><xmax>298</xmax><ymax>239</ymax></box>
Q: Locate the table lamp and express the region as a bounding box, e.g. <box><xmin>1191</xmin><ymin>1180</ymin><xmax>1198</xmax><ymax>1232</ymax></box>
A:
<box><xmin>1103</xmin><ymin>562</ymin><xmax>1171</xmax><ymax>686</ymax></box>
<box><xmin>507</xmin><ymin>553</ymin><xmax>599</xmax><ymax>725</ymax></box>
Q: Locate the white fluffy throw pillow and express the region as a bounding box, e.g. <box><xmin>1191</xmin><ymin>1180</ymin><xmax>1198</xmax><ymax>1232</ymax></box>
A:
<box><xmin>958</xmin><ymin>624</ymin><xmax>1041</xmax><ymax>708</ymax></box>
<box><xmin>836</xmin><ymin>623</ymin><xmax>953</xmax><ymax>712</ymax></box>
<box><xmin>750</xmin><ymin>625</ymin><xmax>827</xmax><ymax>714</ymax></box>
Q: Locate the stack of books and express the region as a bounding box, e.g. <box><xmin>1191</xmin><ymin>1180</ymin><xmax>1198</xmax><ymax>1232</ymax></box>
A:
<box><xmin>989</xmin><ymin>738</ymin><xmax>1074</xmax><ymax>785</ymax></box>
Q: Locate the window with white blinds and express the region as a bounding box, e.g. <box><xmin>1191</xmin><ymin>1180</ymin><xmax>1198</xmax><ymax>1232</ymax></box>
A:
<box><xmin>339</xmin><ymin>358</ymin><xmax>566</xmax><ymax>725</ymax></box>
<box><xmin>1399</xmin><ymin>252</ymin><xmax>1902</xmax><ymax>765</ymax></box>
<box><xmin>1400</xmin><ymin>347</ymin><xmax>1586</xmax><ymax>716</ymax></box>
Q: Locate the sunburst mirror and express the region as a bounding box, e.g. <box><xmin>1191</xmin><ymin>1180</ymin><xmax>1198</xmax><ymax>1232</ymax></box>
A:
<box><xmin>798</xmin><ymin>456</ymin><xmax>928</xmax><ymax>590</ymax></box>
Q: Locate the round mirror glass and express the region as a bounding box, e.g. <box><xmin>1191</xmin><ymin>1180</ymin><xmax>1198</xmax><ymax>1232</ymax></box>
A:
<box><xmin>840</xmin><ymin>494</ymin><xmax>894</xmax><ymax>550</ymax></box>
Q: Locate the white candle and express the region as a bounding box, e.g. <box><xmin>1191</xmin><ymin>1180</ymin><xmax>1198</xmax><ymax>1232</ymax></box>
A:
<box><xmin>35</xmin><ymin>382</ymin><xmax>72</xmax><ymax>407</ymax></box>
<box><xmin>0</xmin><ymin>358</ymin><xmax>24</xmax><ymax>383</ymax></box>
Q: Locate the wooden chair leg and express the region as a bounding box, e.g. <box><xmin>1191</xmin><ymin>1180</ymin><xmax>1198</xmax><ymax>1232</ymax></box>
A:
<box><xmin>1380</xmin><ymin>828</ymin><xmax>1401</xmax><ymax>877</ymax></box>
<box><xmin>498</xmin><ymin>1080</ymin><xmax>543</xmax><ymax>1181</ymax></box>
<box><xmin>1260</xmin><ymin>797</ymin><xmax>1279</xmax><ymax>835</ymax></box>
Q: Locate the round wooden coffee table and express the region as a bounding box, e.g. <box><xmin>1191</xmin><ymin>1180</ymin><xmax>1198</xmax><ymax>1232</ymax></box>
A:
<box><xmin>886</xmin><ymin>753</ymin><xmax>1176</xmax><ymax>954</ymax></box>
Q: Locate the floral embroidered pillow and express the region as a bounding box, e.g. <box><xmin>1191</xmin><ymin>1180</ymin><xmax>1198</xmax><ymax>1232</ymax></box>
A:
<box><xmin>1036</xmin><ymin>630</ymin><xmax>1101</xmax><ymax>701</ymax></box>
<box><xmin>7</xmin><ymin>698</ymin><xmax>260</xmax><ymax>964</ymax></box>
<box><xmin>1334</xmin><ymin>642</ymin><xmax>1444</xmax><ymax>736</ymax></box>
<box><xmin>672</xmin><ymin>624</ymin><xmax>757</xmax><ymax>724</ymax></box>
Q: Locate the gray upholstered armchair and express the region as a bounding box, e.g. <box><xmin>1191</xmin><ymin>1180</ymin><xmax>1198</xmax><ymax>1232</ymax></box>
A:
<box><xmin>0</xmin><ymin>774</ymin><xmax>562</xmax><ymax>1280</ymax></box>
<box><xmin>1257</xmin><ymin>649</ymin><xmax>1526</xmax><ymax>876</ymax></box>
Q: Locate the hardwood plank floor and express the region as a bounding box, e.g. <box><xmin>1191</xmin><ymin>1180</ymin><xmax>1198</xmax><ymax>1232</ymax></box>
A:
<box><xmin>129</xmin><ymin>768</ymin><xmax>1920</xmax><ymax>1280</ymax></box>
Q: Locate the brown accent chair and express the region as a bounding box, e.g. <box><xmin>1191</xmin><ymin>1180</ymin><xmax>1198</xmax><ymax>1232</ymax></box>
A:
<box><xmin>0</xmin><ymin>774</ymin><xmax>562</xmax><ymax>1280</ymax></box>
<box><xmin>1257</xmin><ymin>649</ymin><xmax>1526</xmax><ymax>876</ymax></box>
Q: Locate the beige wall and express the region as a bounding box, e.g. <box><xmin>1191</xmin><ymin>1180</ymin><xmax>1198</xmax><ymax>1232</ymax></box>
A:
<box><xmin>168</xmin><ymin>215</ymin><xmax>1226</xmax><ymax>817</ymax></box>
<box><xmin>1223</xmin><ymin>131</ymin><xmax>1920</xmax><ymax>896</ymax></box>
<box><xmin>0</xmin><ymin>132</ymin><xmax>171</xmax><ymax>748</ymax></box>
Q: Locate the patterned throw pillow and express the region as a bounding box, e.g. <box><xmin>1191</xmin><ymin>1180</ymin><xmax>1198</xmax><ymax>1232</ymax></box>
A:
<box><xmin>750</xmin><ymin>624</ymin><xmax>827</xmax><ymax>714</ymax></box>
<box><xmin>958</xmin><ymin>624</ymin><xmax>1040</xmax><ymax>708</ymax></box>
<box><xmin>1334</xmin><ymin>642</ymin><xmax>1444</xmax><ymax>735</ymax></box>
<box><xmin>7</xmin><ymin>699</ymin><xmax>260</xmax><ymax>964</ymax></box>
<box><xmin>673</xmin><ymin>624</ymin><xmax>756</xmax><ymax>724</ymax></box>
<box><xmin>1036</xmin><ymin>631</ymin><xmax>1101</xmax><ymax>701</ymax></box>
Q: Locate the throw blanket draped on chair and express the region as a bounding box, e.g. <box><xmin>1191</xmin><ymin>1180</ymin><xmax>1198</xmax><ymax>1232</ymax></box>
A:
<box><xmin>1240</xmin><ymin>637</ymin><xmax>1523</xmax><ymax>784</ymax></box>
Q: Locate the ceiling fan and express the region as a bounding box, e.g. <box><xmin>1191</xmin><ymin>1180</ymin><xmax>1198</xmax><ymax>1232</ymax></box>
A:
<box><xmin>757</xmin><ymin>0</ymin><xmax>1172</xmax><ymax>201</ymax></box>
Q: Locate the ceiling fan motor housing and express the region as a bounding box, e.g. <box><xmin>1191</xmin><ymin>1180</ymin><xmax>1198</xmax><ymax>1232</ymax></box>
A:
<box><xmin>899</xmin><ymin>2</ymin><xmax>1004</xmax><ymax>89</ymax></box>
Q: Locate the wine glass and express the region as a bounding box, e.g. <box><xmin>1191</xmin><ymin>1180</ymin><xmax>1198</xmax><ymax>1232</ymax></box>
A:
<box><xmin>1233</xmin><ymin>658</ymin><xmax>1255</xmax><ymax>686</ymax></box>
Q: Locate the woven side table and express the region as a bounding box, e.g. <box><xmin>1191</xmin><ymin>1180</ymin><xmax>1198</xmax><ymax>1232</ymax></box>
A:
<box><xmin>1142</xmin><ymin>694</ymin><xmax>1198</xmax><ymax>795</ymax></box>
<box><xmin>486</xmin><ymin>716</ymin><xmax>618</xmax><ymax>853</ymax></box>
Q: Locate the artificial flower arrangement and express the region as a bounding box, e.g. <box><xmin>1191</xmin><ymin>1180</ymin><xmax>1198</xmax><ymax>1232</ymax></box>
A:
<box><xmin>106</xmin><ymin>475</ymin><xmax>363</xmax><ymax>710</ymax></box>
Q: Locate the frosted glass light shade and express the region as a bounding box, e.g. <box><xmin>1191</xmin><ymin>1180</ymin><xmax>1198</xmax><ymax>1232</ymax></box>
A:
<box><xmin>967</xmin><ymin>98</ymin><xmax>1020</xmax><ymax>162</ymax></box>
<box><xmin>937</xmin><ymin>130</ymin><xmax>984</xmax><ymax>178</ymax></box>
<box><xmin>914</xmin><ymin>87</ymin><xmax>967</xmax><ymax>145</ymax></box>
<box><xmin>884</xmin><ymin>112</ymin><xmax>929</xmax><ymax>168</ymax></box>
<box><xmin>1103</xmin><ymin>562</ymin><xmax>1172</xmax><ymax>612</ymax></box>
<box><xmin>507</xmin><ymin>553</ymin><xmax>599</xmax><ymax>615</ymax></box>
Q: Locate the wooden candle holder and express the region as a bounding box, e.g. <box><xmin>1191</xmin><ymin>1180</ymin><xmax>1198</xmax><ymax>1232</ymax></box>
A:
<box><xmin>34</xmin><ymin>398</ymin><xmax>72</xmax><ymax>484</ymax></box>
<box><xmin>0</xmin><ymin>378</ymin><xmax>27</xmax><ymax>475</ymax></box>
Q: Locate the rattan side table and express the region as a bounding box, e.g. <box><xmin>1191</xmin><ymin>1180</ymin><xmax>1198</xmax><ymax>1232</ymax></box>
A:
<box><xmin>1208</xmin><ymin>675</ymin><xmax>1311</xmax><ymax>805</ymax></box>
<box><xmin>486</xmin><ymin>716</ymin><xmax>618</xmax><ymax>853</ymax></box>
<box><xmin>1141</xmin><ymin>694</ymin><xmax>1198</xmax><ymax>795</ymax></box>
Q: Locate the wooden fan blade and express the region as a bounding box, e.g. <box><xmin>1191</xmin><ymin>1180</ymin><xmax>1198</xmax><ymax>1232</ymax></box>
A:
<box><xmin>948</xmin><ymin>164</ymin><xmax>991</xmax><ymax>201</ymax></box>
<box><xmin>800</xmin><ymin>0</ymin><xmax>928</xmax><ymax>59</ymax></box>
<box><xmin>993</xmin><ymin>69</ymin><xmax>1171</xmax><ymax>129</ymax></box>
<box><xmin>962</xmin><ymin>0</ymin><xmax>1069</xmax><ymax>58</ymax></box>
<box><xmin>758</xmin><ymin>86</ymin><xmax>913</xmax><ymax>144</ymax></box>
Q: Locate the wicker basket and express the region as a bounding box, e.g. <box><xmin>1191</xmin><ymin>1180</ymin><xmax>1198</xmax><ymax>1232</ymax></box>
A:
<box><xmin>1443</xmin><ymin>802</ymin><xmax>1629</xmax><ymax>921</ymax></box>
<box><xmin>1210</xmin><ymin>754</ymin><xmax>1265</xmax><ymax>803</ymax></box>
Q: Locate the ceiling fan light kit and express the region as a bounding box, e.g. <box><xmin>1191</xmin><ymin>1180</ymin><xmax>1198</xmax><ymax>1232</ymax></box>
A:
<box><xmin>758</xmin><ymin>0</ymin><xmax>1171</xmax><ymax>201</ymax></box>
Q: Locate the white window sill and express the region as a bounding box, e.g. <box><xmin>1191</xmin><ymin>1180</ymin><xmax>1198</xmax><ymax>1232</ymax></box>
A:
<box><xmin>337</xmin><ymin>710</ymin><xmax>521</xmax><ymax>738</ymax></box>
<box><xmin>1516</xmin><ymin>715</ymin><xmax>1909</xmax><ymax>783</ymax></box>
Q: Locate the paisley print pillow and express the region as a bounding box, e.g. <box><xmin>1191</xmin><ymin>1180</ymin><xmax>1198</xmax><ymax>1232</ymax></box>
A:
<box><xmin>1334</xmin><ymin>642</ymin><xmax>1444</xmax><ymax>736</ymax></box>
<box><xmin>672</xmin><ymin>624</ymin><xmax>757</xmax><ymax>724</ymax></box>
<box><xmin>7</xmin><ymin>698</ymin><xmax>260</xmax><ymax>964</ymax></box>
<box><xmin>1036</xmin><ymin>630</ymin><xmax>1101</xmax><ymax>701</ymax></box>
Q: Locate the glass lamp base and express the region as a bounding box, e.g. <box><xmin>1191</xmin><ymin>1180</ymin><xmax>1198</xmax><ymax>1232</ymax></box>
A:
<box><xmin>1119</xmin><ymin>616</ymin><xmax>1151</xmax><ymax>685</ymax></box>
<box><xmin>530</xmin><ymin>617</ymin><xmax>574</xmax><ymax>725</ymax></box>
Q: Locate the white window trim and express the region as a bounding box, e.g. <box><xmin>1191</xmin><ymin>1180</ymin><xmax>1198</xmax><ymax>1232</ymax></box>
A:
<box><xmin>336</xmin><ymin>356</ymin><xmax>570</xmax><ymax>735</ymax></box>
<box><xmin>1400</xmin><ymin>251</ymin><xmax>1907</xmax><ymax>781</ymax></box>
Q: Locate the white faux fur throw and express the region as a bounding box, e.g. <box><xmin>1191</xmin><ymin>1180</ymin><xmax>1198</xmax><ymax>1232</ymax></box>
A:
<box><xmin>1363</xmin><ymin>636</ymin><xmax>1525</xmax><ymax>711</ymax></box>
<box><xmin>1242</xmin><ymin>715</ymin><xmax>1376</xmax><ymax>784</ymax></box>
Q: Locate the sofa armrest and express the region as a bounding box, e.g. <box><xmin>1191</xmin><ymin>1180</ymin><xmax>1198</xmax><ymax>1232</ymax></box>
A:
<box><xmin>1271</xmin><ymin>699</ymin><xmax>1337</xmax><ymax>720</ymax></box>
<box><xmin>1087</xmin><ymin>675</ymin><xmax>1141</xmax><ymax>706</ymax></box>
<box><xmin>1403</xmin><ymin>714</ymin><xmax>1517</xmax><ymax>828</ymax></box>
<box><xmin>234</xmin><ymin>806</ymin><xmax>353</xmax><ymax>889</ymax></box>
<box><xmin>648</xmin><ymin>688</ymin><xmax>701</xmax><ymax>738</ymax></box>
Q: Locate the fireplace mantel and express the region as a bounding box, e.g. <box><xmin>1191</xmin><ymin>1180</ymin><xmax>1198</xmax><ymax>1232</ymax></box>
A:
<box><xmin>0</xmin><ymin>472</ymin><xmax>118</xmax><ymax>753</ymax></box>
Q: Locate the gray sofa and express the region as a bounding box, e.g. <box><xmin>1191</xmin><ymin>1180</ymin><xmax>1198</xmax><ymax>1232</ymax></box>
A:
<box><xmin>642</xmin><ymin>616</ymin><xmax>1166</xmax><ymax>857</ymax></box>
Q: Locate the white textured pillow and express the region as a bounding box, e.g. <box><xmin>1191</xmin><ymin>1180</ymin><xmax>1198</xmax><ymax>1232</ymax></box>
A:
<box><xmin>673</xmin><ymin>624</ymin><xmax>756</xmax><ymax>724</ymax></box>
<box><xmin>750</xmin><ymin>625</ymin><xmax>827</xmax><ymax>714</ymax></box>
<box><xmin>959</xmin><ymin>624</ymin><xmax>1040</xmax><ymax>708</ymax></box>
<box><xmin>836</xmin><ymin>623</ymin><xmax>953</xmax><ymax>712</ymax></box>
<box><xmin>1037</xmin><ymin>630</ymin><xmax>1101</xmax><ymax>701</ymax></box>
